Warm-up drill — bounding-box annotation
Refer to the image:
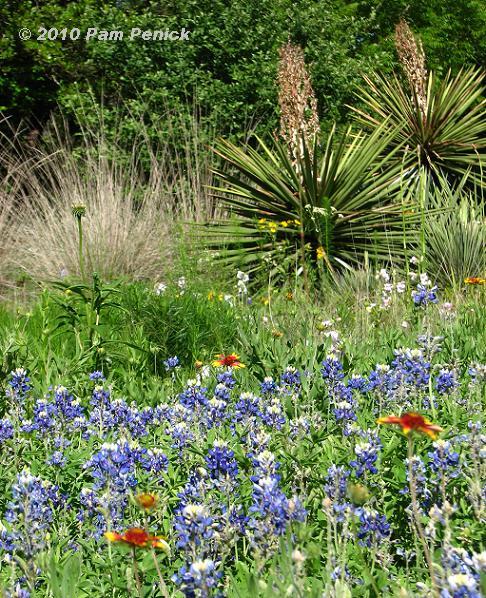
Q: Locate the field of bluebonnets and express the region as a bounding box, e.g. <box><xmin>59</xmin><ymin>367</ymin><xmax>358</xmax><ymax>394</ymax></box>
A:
<box><xmin>0</xmin><ymin>19</ymin><xmax>485</xmax><ymax>598</ymax></box>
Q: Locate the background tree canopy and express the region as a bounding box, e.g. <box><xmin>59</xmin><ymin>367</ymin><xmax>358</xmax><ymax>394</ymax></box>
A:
<box><xmin>1</xmin><ymin>0</ymin><xmax>485</xmax><ymax>140</ymax></box>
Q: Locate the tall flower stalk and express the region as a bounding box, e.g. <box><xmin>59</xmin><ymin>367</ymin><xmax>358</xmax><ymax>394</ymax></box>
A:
<box><xmin>277</xmin><ymin>42</ymin><xmax>319</xmax><ymax>293</ymax></box>
<box><xmin>378</xmin><ymin>413</ymin><xmax>443</xmax><ymax>596</ymax></box>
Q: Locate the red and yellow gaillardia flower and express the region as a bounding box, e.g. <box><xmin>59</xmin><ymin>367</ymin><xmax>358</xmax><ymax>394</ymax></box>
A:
<box><xmin>105</xmin><ymin>527</ymin><xmax>169</xmax><ymax>552</ymax></box>
<box><xmin>211</xmin><ymin>353</ymin><xmax>245</xmax><ymax>368</ymax></box>
<box><xmin>464</xmin><ymin>277</ymin><xmax>486</xmax><ymax>285</ymax></box>
<box><xmin>135</xmin><ymin>493</ymin><xmax>157</xmax><ymax>510</ymax></box>
<box><xmin>377</xmin><ymin>412</ymin><xmax>443</xmax><ymax>439</ymax></box>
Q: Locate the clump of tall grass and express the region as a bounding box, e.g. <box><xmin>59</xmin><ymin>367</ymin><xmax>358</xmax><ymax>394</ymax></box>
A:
<box><xmin>0</xmin><ymin>108</ymin><xmax>219</xmax><ymax>283</ymax></box>
<box><xmin>0</xmin><ymin>192</ymin><xmax>15</xmax><ymax>292</ymax></box>
<box><xmin>424</xmin><ymin>177</ymin><xmax>485</xmax><ymax>288</ymax></box>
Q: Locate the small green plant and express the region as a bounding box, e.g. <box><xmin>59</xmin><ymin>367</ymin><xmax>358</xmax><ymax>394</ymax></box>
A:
<box><xmin>50</xmin><ymin>273</ymin><xmax>129</xmax><ymax>368</ymax></box>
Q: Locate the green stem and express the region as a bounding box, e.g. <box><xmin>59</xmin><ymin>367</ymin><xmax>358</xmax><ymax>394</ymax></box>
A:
<box><xmin>132</xmin><ymin>547</ymin><xmax>143</xmax><ymax>598</ymax></box>
<box><xmin>407</xmin><ymin>435</ymin><xmax>439</xmax><ymax>597</ymax></box>
<box><xmin>77</xmin><ymin>216</ymin><xmax>85</xmax><ymax>281</ymax></box>
<box><xmin>151</xmin><ymin>549</ymin><xmax>169</xmax><ymax>598</ymax></box>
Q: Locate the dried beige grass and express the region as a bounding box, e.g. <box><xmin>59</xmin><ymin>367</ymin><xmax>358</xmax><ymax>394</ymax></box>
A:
<box><xmin>0</xmin><ymin>191</ymin><xmax>15</xmax><ymax>291</ymax></box>
<box><xmin>0</xmin><ymin>113</ymin><xmax>219</xmax><ymax>283</ymax></box>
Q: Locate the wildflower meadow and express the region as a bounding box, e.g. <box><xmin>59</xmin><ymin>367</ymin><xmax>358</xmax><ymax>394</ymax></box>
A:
<box><xmin>0</xmin><ymin>5</ymin><xmax>485</xmax><ymax>598</ymax></box>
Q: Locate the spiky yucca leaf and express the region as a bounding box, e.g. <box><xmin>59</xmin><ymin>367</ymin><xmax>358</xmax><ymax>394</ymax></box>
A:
<box><xmin>353</xmin><ymin>68</ymin><xmax>486</xmax><ymax>187</ymax></box>
<box><xmin>203</xmin><ymin>124</ymin><xmax>420</xmax><ymax>277</ymax></box>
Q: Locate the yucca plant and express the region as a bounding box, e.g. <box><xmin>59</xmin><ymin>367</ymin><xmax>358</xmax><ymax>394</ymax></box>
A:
<box><xmin>353</xmin><ymin>21</ymin><xmax>486</xmax><ymax>189</ymax></box>
<box><xmin>204</xmin><ymin>122</ymin><xmax>420</xmax><ymax>279</ymax></box>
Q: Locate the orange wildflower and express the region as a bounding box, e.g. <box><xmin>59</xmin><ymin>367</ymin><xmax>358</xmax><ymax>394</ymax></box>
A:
<box><xmin>377</xmin><ymin>412</ymin><xmax>443</xmax><ymax>439</ymax></box>
<box><xmin>105</xmin><ymin>527</ymin><xmax>169</xmax><ymax>551</ymax></box>
<box><xmin>136</xmin><ymin>493</ymin><xmax>157</xmax><ymax>510</ymax></box>
<box><xmin>464</xmin><ymin>277</ymin><xmax>486</xmax><ymax>285</ymax></box>
<box><xmin>212</xmin><ymin>353</ymin><xmax>245</xmax><ymax>368</ymax></box>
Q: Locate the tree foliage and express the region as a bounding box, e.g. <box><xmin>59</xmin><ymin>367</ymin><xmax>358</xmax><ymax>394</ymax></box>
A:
<box><xmin>1</xmin><ymin>0</ymin><xmax>484</xmax><ymax>142</ymax></box>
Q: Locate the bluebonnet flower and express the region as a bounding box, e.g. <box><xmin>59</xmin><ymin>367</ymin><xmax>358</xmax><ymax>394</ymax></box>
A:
<box><xmin>324</xmin><ymin>465</ymin><xmax>350</xmax><ymax>501</ymax></box>
<box><xmin>213</xmin><ymin>383</ymin><xmax>231</xmax><ymax>403</ymax></box>
<box><xmin>228</xmin><ymin>506</ymin><xmax>249</xmax><ymax>535</ymax></box>
<box><xmin>412</xmin><ymin>284</ymin><xmax>438</xmax><ymax>306</ymax></box>
<box><xmin>53</xmin><ymin>386</ymin><xmax>85</xmax><ymax>422</ymax></box>
<box><xmin>7</xmin><ymin>368</ymin><xmax>31</xmax><ymax>400</ymax></box>
<box><xmin>5</xmin><ymin>584</ymin><xmax>31</xmax><ymax>598</ymax></box>
<box><xmin>205</xmin><ymin>441</ymin><xmax>239</xmax><ymax>481</ymax></box>
<box><xmin>468</xmin><ymin>363</ymin><xmax>486</xmax><ymax>387</ymax></box>
<box><xmin>46</xmin><ymin>451</ymin><xmax>66</xmax><ymax>467</ymax></box>
<box><xmin>247</xmin><ymin>430</ymin><xmax>272</xmax><ymax>454</ymax></box>
<box><xmin>350</xmin><ymin>436</ymin><xmax>381</xmax><ymax>478</ymax></box>
<box><xmin>289</xmin><ymin>416</ymin><xmax>311</xmax><ymax>439</ymax></box>
<box><xmin>321</xmin><ymin>356</ymin><xmax>345</xmax><ymax>387</ymax></box>
<box><xmin>178</xmin><ymin>380</ymin><xmax>208</xmax><ymax>409</ymax></box>
<box><xmin>86</xmin><ymin>396</ymin><xmax>141</xmax><ymax>438</ymax></box>
<box><xmin>234</xmin><ymin>393</ymin><xmax>261</xmax><ymax>424</ymax></box>
<box><xmin>354</xmin><ymin>507</ymin><xmax>391</xmax><ymax>548</ymax></box>
<box><xmin>83</xmin><ymin>441</ymin><xmax>145</xmax><ymax>532</ymax></box>
<box><xmin>216</xmin><ymin>371</ymin><xmax>236</xmax><ymax>389</ymax></box>
<box><xmin>90</xmin><ymin>384</ymin><xmax>111</xmax><ymax>407</ymax></box>
<box><xmin>22</xmin><ymin>399</ymin><xmax>57</xmax><ymax>434</ymax></box>
<box><xmin>331</xmin><ymin>566</ymin><xmax>352</xmax><ymax>581</ymax></box>
<box><xmin>435</xmin><ymin>369</ymin><xmax>458</xmax><ymax>395</ymax></box>
<box><xmin>428</xmin><ymin>440</ymin><xmax>461</xmax><ymax>480</ymax></box>
<box><xmin>332</xmin><ymin>501</ymin><xmax>353</xmax><ymax>523</ymax></box>
<box><xmin>248</xmin><ymin>474</ymin><xmax>306</xmax><ymax>548</ymax></box>
<box><xmin>440</xmin><ymin>547</ymin><xmax>485</xmax><ymax>598</ymax></box>
<box><xmin>347</xmin><ymin>374</ymin><xmax>367</xmax><ymax>392</ymax></box>
<box><xmin>77</xmin><ymin>488</ymin><xmax>105</xmax><ymax>538</ymax></box>
<box><xmin>402</xmin><ymin>456</ymin><xmax>432</xmax><ymax>508</ymax></box>
<box><xmin>417</xmin><ymin>334</ymin><xmax>444</xmax><ymax>358</ymax></box>
<box><xmin>331</xmin><ymin>382</ymin><xmax>353</xmax><ymax>403</ymax></box>
<box><xmin>164</xmin><ymin>356</ymin><xmax>180</xmax><ymax>371</ymax></box>
<box><xmin>168</xmin><ymin>421</ymin><xmax>196</xmax><ymax>453</ymax></box>
<box><xmin>251</xmin><ymin>450</ymin><xmax>280</xmax><ymax>478</ymax></box>
<box><xmin>89</xmin><ymin>371</ymin><xmax>105</xmax><ymax>381</ymax></box>
<box><xmin>260</xmin><ymin>401</ymin><xmax>286</xmax><ymax>430</ymax></box>
<box><xmin>205</xmin><ymin>398</ymin><xmax>228</xmax><ymax>428</ymax></box>
<box><xmin>391</xmin><ymin>348</ymin><xmax>430</xmax><ymax>388</ymax></box>
<box><xmin>174</xmin><ymin>504</ymin><xmax>215</xmax><ymax>552</ymax></box>
<box><xmin>365</xmin><ymin>364</ymin><xmax>392</xmax><ymax>394</ymax></box>
<box><xmin>4</xmin><ymin>471</ymin><xmax>60</xmax><ymax>557</ymax></box>
<box><xmin>140</xmin><ymin>448</ymin><xmax>169</xmax><ymax>477</ymax></box>
<box><xmin>280</xmin><ymin>366</ymin><xmax>301</xmax><ymax>392</ymax></box>
<box><xmin>440</xmin><ymin>573</ymin><xmax>481</xmax><ymax>597</ymax></box>
<box><xmin>173</xmin><ymin>558</ymin><xmax>222</xmax><ymax>598</ymax></box>
<box><xmin>0</xmin><ymin>417</ymin><xmax>14</xmax><ymax>443</ymax></box>
<box><xmin>333</xmin><ymin>399</ymin><xmax>357</xmax><ymax>427</ymax></box>
<box><xmin>84</xmin><ymin>440</ymin><xmax>143</xmax><ymax>493</ymax></box>
<box><xmin>0</xmin><ymin>529</ymin><xmax>15</xmax><ymax>553</ymax></box>
<box><xmin>260</xmin><ymin>377</ymin><xmax>278</xmax><ymax>396</ymax></box>
<box><xmin>177</xmin><ymin>469</ymin><xmax>212</xmax><ymax>507</ymax></box>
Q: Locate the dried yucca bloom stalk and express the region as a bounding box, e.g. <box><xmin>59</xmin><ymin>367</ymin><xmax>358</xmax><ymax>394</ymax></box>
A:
<box><xmin>395</xmin><ymin>19</ymin><xmax>428</xmax><ymax>120</ymax></box>
<box><xmin>277</xmin><ymin>42</ymin><xmax>319</xmax><ymax>162</ymax></box>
